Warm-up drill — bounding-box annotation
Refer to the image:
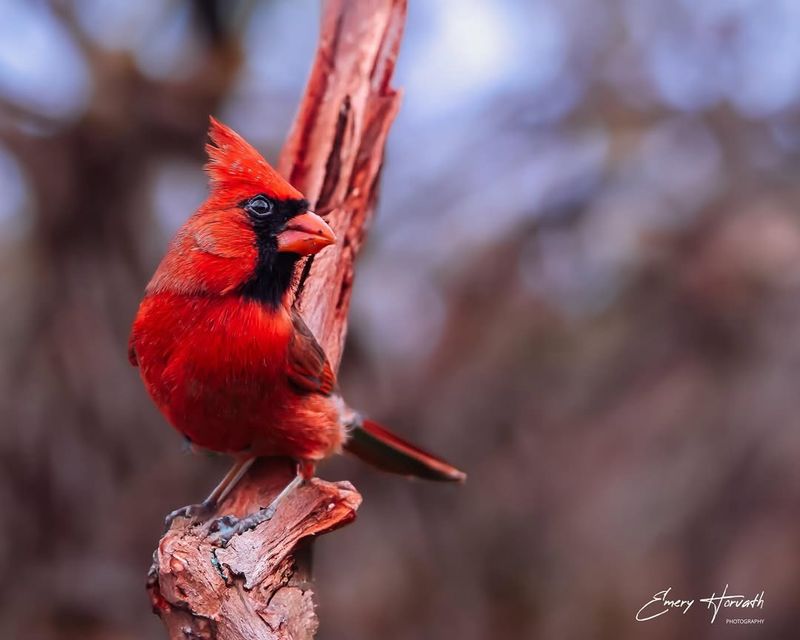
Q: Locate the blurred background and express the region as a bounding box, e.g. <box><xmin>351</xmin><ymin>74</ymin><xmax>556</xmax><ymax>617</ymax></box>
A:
<box><xmin>1</xmin><ymin>0</ymin><xmax>799</xmax><ymax>638</ymax></box>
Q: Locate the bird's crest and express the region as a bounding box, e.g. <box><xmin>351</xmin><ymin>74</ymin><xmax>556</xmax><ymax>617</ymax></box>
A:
<box><xmin>205</xmin><ymin>117</ymin><xmax>303</xmax><ymax>201</ymax></box>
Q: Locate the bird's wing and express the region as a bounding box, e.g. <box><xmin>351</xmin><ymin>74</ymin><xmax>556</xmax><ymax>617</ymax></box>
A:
<box><xmin>287</xmin><ymin>309</ymin><xmax>336</xmax><ymax>396</ymax></box>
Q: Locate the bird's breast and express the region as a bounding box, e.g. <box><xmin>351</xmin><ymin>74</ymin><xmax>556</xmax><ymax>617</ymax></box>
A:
<box><xmin>131</xmin><ymin>292</ymin><xmax>295</xmax><ymax>451</ymax></box>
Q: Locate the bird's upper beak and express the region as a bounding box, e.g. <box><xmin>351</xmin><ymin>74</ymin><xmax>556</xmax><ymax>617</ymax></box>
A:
<box><xmin>276</xmin><ymin>211</ymin><xmax>336</xmax><ymax>255</ymax></box>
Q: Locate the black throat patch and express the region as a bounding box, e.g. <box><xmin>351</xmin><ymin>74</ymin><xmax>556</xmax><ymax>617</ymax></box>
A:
<box><xmin>239</xmin><ymin>197</ymin><xmax>308</xmax><ymax>308</ymax></box>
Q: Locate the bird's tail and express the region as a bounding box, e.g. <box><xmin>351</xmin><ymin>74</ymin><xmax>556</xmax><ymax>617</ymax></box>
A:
<box><xmin>344</xmin><ymin>418</ymin><xmax>466</xmax><ymax>482</ymax></box>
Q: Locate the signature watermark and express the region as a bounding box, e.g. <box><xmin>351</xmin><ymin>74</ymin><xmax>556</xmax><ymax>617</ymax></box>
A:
<box><xmin>636</xmin><ymin>585</ymin><xmax>764</xmax><ymax>624</ymax></box>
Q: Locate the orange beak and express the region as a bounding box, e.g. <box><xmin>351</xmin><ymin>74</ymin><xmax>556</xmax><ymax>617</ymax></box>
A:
<box><xmin>276</xmin><ymin>211</ymin><xmax>336</xmax><ymax>255</ymax></box>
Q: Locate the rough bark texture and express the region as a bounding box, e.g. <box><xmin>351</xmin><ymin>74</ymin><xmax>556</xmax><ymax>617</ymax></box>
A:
<box><xmin>147</xmin><ymin>1</ymin><xmax>407</xmax><ymax>638</ymax></box>
<box><xmin>282</xmin><ymin>0</ymin><xmax>406</xmax><ymax>366</ymax></box>
<box><xmin>148</xmin><ymin>460</ymin><xmax>361</xmax><ymax>640</ymax></box>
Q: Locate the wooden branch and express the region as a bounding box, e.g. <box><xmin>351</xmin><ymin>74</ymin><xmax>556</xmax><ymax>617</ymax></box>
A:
<box><xmin>148</xmin><ymin>460</ymin><xmax>361</xmax><ymax>639</ymax></box>
<box><xmin>281</xmin><ymin>0</ymin><xmax>406</xmax><ymax>367</ymax></box>
<box><xmin>147</xmin><ymin>1</ymin><xmax>407</xmax><ymax>638</ymax></box>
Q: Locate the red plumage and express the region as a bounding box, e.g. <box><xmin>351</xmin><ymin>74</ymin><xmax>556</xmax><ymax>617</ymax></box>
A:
<box><xmin>129</xmin><ymin>118</ymin><xmax>465</xmax><ymax>501</ymax></box>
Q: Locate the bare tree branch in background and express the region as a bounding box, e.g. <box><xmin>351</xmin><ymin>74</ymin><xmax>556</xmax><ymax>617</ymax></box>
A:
<box><xmin>147</xmin><ymin>1</ymin><xmax>407</xmax><ymax>637</ymax></box>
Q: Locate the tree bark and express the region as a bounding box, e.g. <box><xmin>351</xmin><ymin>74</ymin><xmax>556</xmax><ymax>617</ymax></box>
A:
<box><xmin>147</xmin><ymin>1</ymin><xmax>407</xmax><ymax>638</ymax></box>
<box><xmin>282</xmin><ymin>0</ymin><xmax>406</xmax><ymax>366</ymax></box>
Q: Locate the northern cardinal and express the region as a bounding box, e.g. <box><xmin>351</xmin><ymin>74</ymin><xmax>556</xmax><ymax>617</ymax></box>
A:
<box><xmin>129</xmin><ymin>118</ymin><xmax>464</xmax><ymax>537</ymax></box>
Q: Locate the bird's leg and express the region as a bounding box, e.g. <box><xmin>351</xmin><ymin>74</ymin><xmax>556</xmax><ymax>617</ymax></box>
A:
<box><xmin>210</xmin><ymin>460</ymin><xmax>315</xmax><ymax>545</ymax></box>
<box><xmin>164</xmin><ymin>455</ymin><xmax>256</xmax><ymax>529</ymax></box>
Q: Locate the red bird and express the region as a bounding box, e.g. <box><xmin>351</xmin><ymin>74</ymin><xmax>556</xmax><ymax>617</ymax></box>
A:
<box><xmin>129</xmin><ymin>118</ymin><xmax>464</xmax><ymax>537</ymax></box>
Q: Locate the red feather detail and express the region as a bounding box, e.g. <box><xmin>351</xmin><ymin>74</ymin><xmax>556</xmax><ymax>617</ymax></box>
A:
<box><xmin>206</xmin><ymin>117</ymin><xmax>303</xmax><ymax>204</ymax></box>
<box><xmin>345</xmin><ymin>419</ymin><xmax>466</xmax><ymax>482</ymax></box>
<box><xmin>286</xmin><ymin>309</ymin><xmax>336</xmax><ymax>396</ymax></box>
<box><xmin>146</xmin><ymin>210</ymin><xmax>258</xmax><ymax>296</ymax></box>
<box><xmin>130</xmin><ymin>292</ymin><xmax>344</xmax><ymax>459</ymax></box>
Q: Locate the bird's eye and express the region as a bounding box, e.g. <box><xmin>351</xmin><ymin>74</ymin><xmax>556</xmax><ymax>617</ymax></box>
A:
<box><xmin>245</xmin><ymin>195</ymin><xmax>273</xmax><ymax>217</ymax></box>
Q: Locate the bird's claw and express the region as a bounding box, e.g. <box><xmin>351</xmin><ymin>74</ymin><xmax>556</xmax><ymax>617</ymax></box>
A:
<box><xmin>164</xmin><ymin>501</ymin><xmax>215</xmax><ymax>530</ymax></box>
<box><xmin>207</xmin><ymin>514</ymin><xmax>239</xmax><ymax>534</ymax></box>
<box><xmin>209</xmin><ymin>506</ymin><xmax>277</xmax><ymax>546</ymax></box>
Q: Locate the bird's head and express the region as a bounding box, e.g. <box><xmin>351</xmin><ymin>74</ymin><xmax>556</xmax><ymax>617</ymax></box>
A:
<box><xmin>147</xmin><ymin>117</ymin><xmax>335</xmax><ymax>306</ymax></box>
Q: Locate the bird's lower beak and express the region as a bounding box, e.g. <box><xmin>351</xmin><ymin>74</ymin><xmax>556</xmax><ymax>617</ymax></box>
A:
<box><xmin>276</xmin><ymin>211</ymin><xmax>336</xmax><ymax>255</ymax></box>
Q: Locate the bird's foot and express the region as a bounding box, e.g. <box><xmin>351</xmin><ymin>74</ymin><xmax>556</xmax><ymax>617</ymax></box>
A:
<box><xmin>206</xmin><ymin>472</ymin><xmax>304</xmax><ymax>545</ymax></box>
<box><xmin>208</xmin><ymin>506</ymin><xmax>277</xmax><ymax>546</ymax></box>
<box><xmin>164</xmin><ymin>501</ymin><xmax>216</xmax><ymax>530</ymax></box>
